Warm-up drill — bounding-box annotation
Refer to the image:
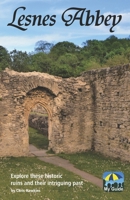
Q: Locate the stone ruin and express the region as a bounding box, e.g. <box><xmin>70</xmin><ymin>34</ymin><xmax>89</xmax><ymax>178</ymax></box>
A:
<box><xmin>29</xmin><ymin>105</ymin><xmax>48</xmax><ymax>136</ymax></box>
<box><xmin>0</xmin><ymin>64</ymin><xmax>130</xmax><ymax>161</ymax></box>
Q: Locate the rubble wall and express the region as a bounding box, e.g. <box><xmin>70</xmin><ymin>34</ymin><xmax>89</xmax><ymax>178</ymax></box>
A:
<box><xmin>0</xmin><ymin>65</ymin><xmax>130</xmax><ymax>161</ymax></box>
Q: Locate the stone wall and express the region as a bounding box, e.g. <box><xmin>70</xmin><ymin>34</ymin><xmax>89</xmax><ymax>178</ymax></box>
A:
<box><xmin>0</xmin><ymin>69</ymin><xmax>92</xmax><ymax>156</ymax></box>
<box><xmin>81</xmin><ymin>64</ymin><xmax>130</xmax><ymax>161</ymax></box>
<box><xmin>0</xmin><ymin>65</ymin><xmax>130</xmax><ymax>161</ymax></box>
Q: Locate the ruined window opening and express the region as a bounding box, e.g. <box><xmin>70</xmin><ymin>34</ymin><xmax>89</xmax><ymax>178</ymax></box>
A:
<box><xmin>78</xmin><ymin>88</ymin><xmax>82</xmax><ymax>92</ymax></box>
<box><xmin>117</xmin><ymin>124</ymin><xmax>121</xmax><ymax>129</ymax></box>
<box><xmin>28</xmin><ymin>104</ymin><xmax>49</xmax><ymax>150</ymax></box>
<box><xmin>100</xmin><ymin>121</ymin><xmax>103</xmax><ymax>126</ymax></box>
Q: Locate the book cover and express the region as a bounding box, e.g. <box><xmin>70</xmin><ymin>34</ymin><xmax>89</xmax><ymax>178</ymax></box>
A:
<box><xmin>0</xmin><ymin>0</ymin><xmax>129</xmax><ymax>199</ymax></box>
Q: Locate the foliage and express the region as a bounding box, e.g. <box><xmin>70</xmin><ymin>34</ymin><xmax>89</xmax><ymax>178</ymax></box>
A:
<box><xmin>0</xmin><ymin>35</ymin><xmax>130</xmax><ymax>77</ymax></box>
<box><xmin>29</xmin><ymin>52</ymin><xmax>52</xmax><ymax>73</ymax></box>
<box><xmin>46</xmin><ymin>148</ymin><xmax>55</xmax><ymax>154</ymax></box>
<box><xmin>29</xmin><ymin>127</ymin><xmax>49</xmax><ymax>149</ymax></box>
<box><xmin>50</xmin><ymin>41</ymin><xmax>80</xmax><ymax>59</ymax></box>
<box><xmin>35</xmin><ymin>40</ymin><xmax>54</xmax><ymax>53</ymax></box>
<box><xmin>0</xmin><ymin>46</ymin><xmax>11</xmax><ymax>71</ymax></box>
<box><xmin>9</xmin><ymin>49</ymin><xmax>31</xmax><ymax>72</ymax></box>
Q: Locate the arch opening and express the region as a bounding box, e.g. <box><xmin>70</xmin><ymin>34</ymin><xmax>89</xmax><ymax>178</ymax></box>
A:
<box><xmin>24</xmin><ymin>87</ymin><xmax>54</xmax><ymax>153</ymax></box>
<box><xmin>28</xmin><ymin>103</ymin><xmax>49</xmax><ymax>150</ymax></box>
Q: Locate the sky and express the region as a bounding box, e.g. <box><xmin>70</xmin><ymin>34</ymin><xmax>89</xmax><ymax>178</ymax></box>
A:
<box><xmin>0</xmin><ymin>0</ymin><xmax>130</xmax><ymax>53</ymax></box>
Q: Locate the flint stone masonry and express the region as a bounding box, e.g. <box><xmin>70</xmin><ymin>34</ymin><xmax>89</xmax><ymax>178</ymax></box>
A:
<box><xmin>0</xmin><ymin>64</ymin><xmax>130</xmax><ymax>161</ymax></box>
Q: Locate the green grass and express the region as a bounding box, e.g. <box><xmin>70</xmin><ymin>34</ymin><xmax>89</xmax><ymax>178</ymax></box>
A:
<box><xmin>0</xmin><ymin>156</ymin><xmax>128</xmax><ymax>200</ymax></box>
<box><xmin>29</xmin><ymin>127</ymin><xmax>49</xmax><ymax>149</ymax></box>
<box><xmin>46</xmin><ymin>148</ymin><xmax>55</xmax><ymax>154</ymax></box>
<box><xmin>58</xmin><ymin>150</ymin><xmax>130</xmax><ymax>199</ymax></box>
<box><xmin>7</xmin><ymin>127</ymin><xmax>129</xmax><ymax>199</ymax></box>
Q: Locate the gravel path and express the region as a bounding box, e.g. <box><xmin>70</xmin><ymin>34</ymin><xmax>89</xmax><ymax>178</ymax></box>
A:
<box><xmin>29</xmin><ymin>144</ymin><xmax>102</xmax><ymax>188</ymax></box>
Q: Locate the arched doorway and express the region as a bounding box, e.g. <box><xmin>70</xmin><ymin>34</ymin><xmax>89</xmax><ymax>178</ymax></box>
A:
<box><xmin>28</xmin><ymin>103</ymin><xmax>49</xmax><ymax>149</ymax></box>
<box><xmin>24</xmin><ymin>87</ymin><xmax>54</xmax><ymax>152</ymax></box>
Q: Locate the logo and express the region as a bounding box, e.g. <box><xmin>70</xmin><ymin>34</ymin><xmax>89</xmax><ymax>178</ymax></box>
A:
<box><xmin>103</xmin><ymin>171</ymin><xmax>124</xmax><ymax>192</ymax></box>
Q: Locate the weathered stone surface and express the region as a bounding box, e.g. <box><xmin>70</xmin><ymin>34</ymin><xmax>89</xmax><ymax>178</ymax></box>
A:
<box><xmin>0</xmin><ymin>65</ymin><xmax>130</xmax><ymax>161</ymax></box>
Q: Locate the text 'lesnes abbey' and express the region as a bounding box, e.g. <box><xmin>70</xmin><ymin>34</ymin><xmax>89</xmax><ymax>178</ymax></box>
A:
<box><xmin>7</xmin><ymin>7</ymin><xmax>122</xmax><ymax>32</ymax></box>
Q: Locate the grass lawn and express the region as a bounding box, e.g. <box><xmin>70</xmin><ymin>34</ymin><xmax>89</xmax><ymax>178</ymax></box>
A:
<box><xmin>29</xmin><ymin>127</ymin><xmax>49</xmax><ymax>149</ymax></box>
<box><xmin>0</xmin><ymin>156</ymin><xmax>128</xmax><ymax>200</ymax></box>
<box><xmin>26</xmin><ymin>128</ymin><xmax>130</xmax><ymax>199</ymax></box>
<box><xmin>58</xmin><ymin>151</ymin><xmax>130</xmax><ymax>200</ymax></box>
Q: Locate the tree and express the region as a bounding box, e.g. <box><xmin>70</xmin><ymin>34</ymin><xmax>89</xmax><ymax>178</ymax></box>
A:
<box><xmin>57</xmin><ymin>53</ymin><xmax>79</xmax><ymax>68</ymax></box>
<box><xmin>30</xmin><ymin>52</ymin><xmax>52</xmax><ymax>73</ymax></box>
<box><xmin>50</xmin><ymin>64</ymin><xmax>74</xmax><ymax>78</ymax></box>
<box><xmin>106</xmin><ymin>35</ymin><xmax>118</xmax><ymax>40</ymax></box>
<box><xmin>10</xmin><ymin>49</ymin><xmax>30</xmax><ymax>72</ymax></box>
<box><xmin>50</xmin><ymin>41</ymin><xmax>80</xmax><ymax>59</ymax></box>
<box><xmin>105</xmin><ymin>54</ymin><xmax>129</xmax><ymax>67</ymax></box>
<box><xmin>0</xmin><ymin>46</ymin><xmax>11</xmax><ymax>71</ymax></box>
<box><xmin>35</xmin><ymin>40</ymin><xmax>54</xmax><ymax>53</ymax></box>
